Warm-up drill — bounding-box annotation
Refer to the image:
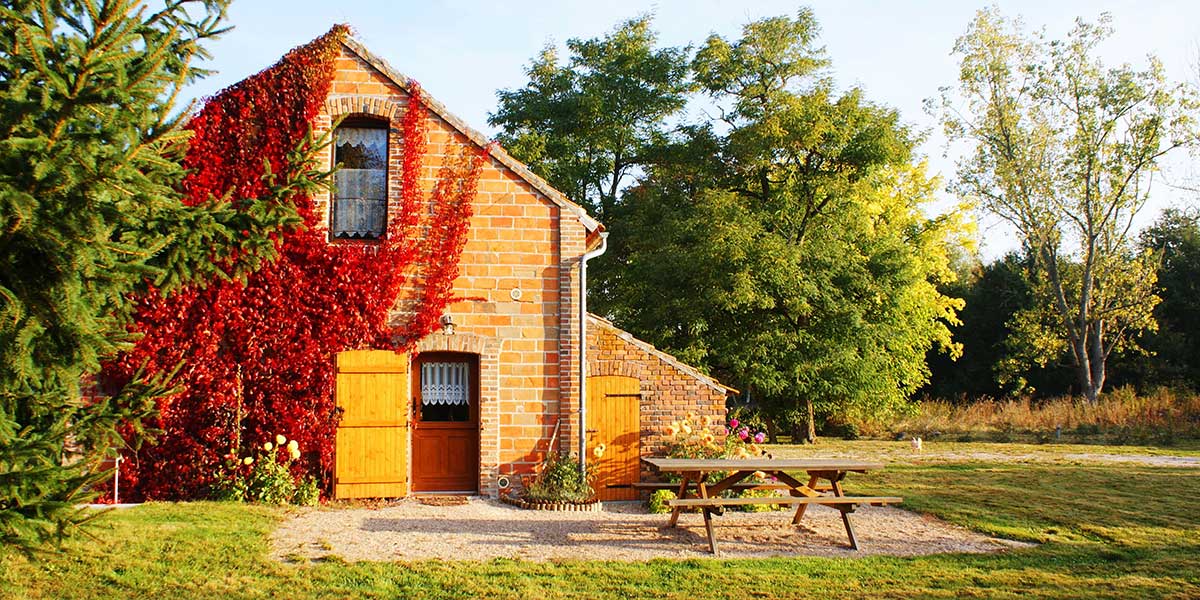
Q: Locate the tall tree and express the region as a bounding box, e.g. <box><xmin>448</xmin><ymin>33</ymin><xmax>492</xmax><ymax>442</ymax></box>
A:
<box><xmin>489</xmin><ymin>16</ymin><xmax>691</xmax><ymax>221</ymax></box>
<box><xmin>1125</xmin><ymin>209</ymin><xmax>1200</xmax><ymax>389</ymax></box>
<box><xmin>0</xmin><ymin>0</ymin><xmax>313</xmax><ymax>549</ymax></box>
<box><xmin>935</xmin><ymin>9</ymin><xmax>1196</xmax><ymax>402</ymax></box>
<box><xmin>611</xmin><ymin>11</ymin><xmax>966</xmax><ymax>440</ymax></box>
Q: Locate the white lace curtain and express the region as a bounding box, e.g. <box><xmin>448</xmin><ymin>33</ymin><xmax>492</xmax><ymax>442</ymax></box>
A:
<box><xmin>335</xmin><ymin>127</ymin><xmax>387</xmax><ymax>164</ymax></box>
<box><xmin>421</xmin><ymin>362</ymin><xmax>470</xmax><ymax>406</ymax></box>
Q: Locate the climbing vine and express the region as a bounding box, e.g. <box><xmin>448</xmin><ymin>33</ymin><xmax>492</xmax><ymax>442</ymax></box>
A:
<box><xmin>105</xmin><ymin>26</ymin><xmax>487</xmax><ymax>500</ymax></box>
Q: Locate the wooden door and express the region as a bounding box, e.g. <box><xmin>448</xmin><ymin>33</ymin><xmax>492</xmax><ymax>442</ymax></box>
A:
<box><xmin>334</xmin><ymin>350</ymin><xmax>409</xmax><ymax>499</ymax></box>
<box><xmin>412</xmin><ymin>353</ymin><xmax>479</xmax><ymax>493</ymax></box>
<box><xmin>586</xmin><ymin>375</ymin><xmax>641</xmax><ymax>501</ymax></box>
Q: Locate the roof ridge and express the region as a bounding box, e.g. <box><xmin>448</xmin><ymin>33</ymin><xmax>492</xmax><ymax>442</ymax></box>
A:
<box><xmin>339</xmin><ymin>36</ymin><xmax>602</xmax><ymax>234</ymax></box>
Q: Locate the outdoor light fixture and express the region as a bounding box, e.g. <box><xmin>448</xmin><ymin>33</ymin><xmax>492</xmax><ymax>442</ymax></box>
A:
<box><xmin>440</xmin><ymin>314</ymin><xmax>455</xmax><ymax>335</ymax></box>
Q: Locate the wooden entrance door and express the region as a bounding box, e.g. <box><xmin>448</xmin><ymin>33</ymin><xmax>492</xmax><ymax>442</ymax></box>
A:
<box><xmin>586</xmin><ymin>375</ymin><xmax>641</xmax><ymax>501</ymax></box>
<box><xmin>334</xmin><ymin>350</ymin><xmax>409</xmax><ymax>499</ymax></box>
<box><xmin>412</xmin><ymin>353</ymin><xmax>479</xmax><ymax>492</ymax></box>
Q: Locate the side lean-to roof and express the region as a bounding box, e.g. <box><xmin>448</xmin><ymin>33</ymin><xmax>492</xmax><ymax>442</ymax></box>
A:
<box><xmin>587</xmin><ymin>314</ymin><xmax>738</xmax><ymax>395</ymax></box>
<box><xmin>340</xmin><ymin>37</ymin><xmax>603</xmax><ymax>235</ymax></box>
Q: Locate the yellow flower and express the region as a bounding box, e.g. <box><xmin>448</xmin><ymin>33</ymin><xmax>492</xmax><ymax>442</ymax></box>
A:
<box><xmin>686</xmin><ymin>412</ymin><xmax>696</xmax><ymax>422</ymax></box>
<box><xmin>733</xmin><ymin>447</ymin><xmax>750</xmax><ymax>459</ymax></box>
<box><xmin>753</xmin><ymin>471</ymin><xmax>767</xmax><ymax>479</ymax></box>
<box><xmin>666</xmin><ymin>425</ymin><xmax>680</xmax><ymax>437</ymax></box>
<box><xmin>701</xmin><ymin>415</ymin><xmax>712</xmax><ymax>427</ymax></box>
<box><xmin>701</xmin><ymin>432</ymin><xmax>715</xmax><ymax>443</ymax></box>
<box><xmin>748</xmin><ymin>443</ymin><xmax>761</xmax><ymax>455</ymax></box>
<box><xmin>242</xmin><ymin>457</ymin><xmax>253</xmax><ymax>466</ymax></box>
<box><xmin>287</xmin><ymin>439</ymin><xmax>299</xmax><ymax>452</ymax></box>
<box><xmin>592</xmin><ymin>443</ymin><xmax>607</xmax><ymax>458</ymax></box>
<box><xmin>275</xmin><ymin>434</ymin><xmax>287</xmax><ymax>445</ymax></box>
<box><xmin>288</xmin><ymin>447</ymin><xmax>301</xmax><ymax>461</ymax></box>
<box><xmin>263</xmin><ymin>441</ymin><xmax>273</xmax><ymax>452</ymax></box>
<box><xmin>681</xmin><ymin>423</ymin><xmax>693</xmax><ymax>435</ymax></box>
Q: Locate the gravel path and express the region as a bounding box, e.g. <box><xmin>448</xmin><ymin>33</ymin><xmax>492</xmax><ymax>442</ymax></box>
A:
<box><xmin>270</xmin><ymin>498</ymin><xmax>1028</xmax><ymax>563</ymax></box>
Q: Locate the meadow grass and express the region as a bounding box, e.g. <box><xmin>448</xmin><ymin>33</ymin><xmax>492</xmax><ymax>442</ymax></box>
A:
<box><xmin>851</xmin><ymin>387</ymin><xmax>1200</xmax><ymax>445</ymax></box>
<box><xmin>2</xmin><ymin>446</ymin><xmax>1197</xmax><ymax>599</ymax></box>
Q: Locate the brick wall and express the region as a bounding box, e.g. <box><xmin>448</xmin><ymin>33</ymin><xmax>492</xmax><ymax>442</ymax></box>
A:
<box><xmin>586</xmin><ymin>315</ymin><xmax>729</xmax><ymax>481</ymax></box>
<box><xmin>314</xmin><ymin>44</ymin><xmax>598</xmax><ymax>495</ymax></box>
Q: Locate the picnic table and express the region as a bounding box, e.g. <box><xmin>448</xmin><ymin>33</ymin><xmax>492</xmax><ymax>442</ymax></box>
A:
<box><xmin>642</xmin><ymin>457</ymin><xmax>902</xmax><ymax>555</ymax></box>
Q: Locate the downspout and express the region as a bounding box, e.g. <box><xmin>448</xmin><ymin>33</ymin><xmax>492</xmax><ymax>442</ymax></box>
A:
<box><xmin>578</xmin><ymin>231</ymin><xmax>609</xmax><ymax>476</ymax></box>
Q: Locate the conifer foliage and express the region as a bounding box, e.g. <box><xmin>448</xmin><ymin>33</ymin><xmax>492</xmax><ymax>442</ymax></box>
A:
<box><xmin>0</xmin><ymin>0</ymin><xmax>316</xmax><ymax>549</ymax></box>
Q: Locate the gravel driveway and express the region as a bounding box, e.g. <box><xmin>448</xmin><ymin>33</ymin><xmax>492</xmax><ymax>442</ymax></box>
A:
<box><xmin>270</xmin><ymin>498</ymin><xmax>1027</xmax><ymax>562</ymax></box>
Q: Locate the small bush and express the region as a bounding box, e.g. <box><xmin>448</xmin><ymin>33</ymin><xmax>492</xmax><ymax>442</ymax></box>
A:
<box><xmin>647</xmin><ymin>489</ymin><xmax>675</xmax><ymax>514</ymax></box>
<box><xmin>524</xmin><ymin>452</ymin><xmax>594</xmax><ymax>504</ymax></box>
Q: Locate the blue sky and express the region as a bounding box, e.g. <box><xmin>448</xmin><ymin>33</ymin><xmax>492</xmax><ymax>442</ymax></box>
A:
<box><xmin>184</xmin><ymin>1</ymin><xmax>1200</xmax><ymax>259</ymax></box>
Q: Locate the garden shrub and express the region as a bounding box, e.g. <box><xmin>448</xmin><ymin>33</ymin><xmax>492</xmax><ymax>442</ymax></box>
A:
<box><xmin>524</xmin><ymin>452</ymin><xmax>595</xmax><ymax>503</ymax></box>
<box><xmin>647</xmin><ymin>489</ymin><xmax>675</xmax><ymax>513</ymax></box>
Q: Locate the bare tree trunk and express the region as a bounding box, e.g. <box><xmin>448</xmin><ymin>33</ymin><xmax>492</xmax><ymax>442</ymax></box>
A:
<box><xmin>804</xmin><ymin>397</ymin><xmax>816</xmax><ymax>444</ymax></box>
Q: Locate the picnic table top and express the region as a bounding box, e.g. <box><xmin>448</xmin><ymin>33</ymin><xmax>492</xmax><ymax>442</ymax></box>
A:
<box><xmin>641</xmin><ymin>457</ymin><xmax>886</xmax><ymax>472</ymax></box>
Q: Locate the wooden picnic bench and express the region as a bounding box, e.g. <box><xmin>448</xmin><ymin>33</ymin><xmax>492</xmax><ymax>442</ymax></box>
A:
<box><xmin>642</xmin><ymin>457</ymin><xmax>902</xmax><ymax>555</ymax></box>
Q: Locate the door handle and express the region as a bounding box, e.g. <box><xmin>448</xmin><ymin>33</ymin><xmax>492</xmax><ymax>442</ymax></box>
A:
<box><xmin>586</xmin><ymin>429</ymin><xmax>599</xmax><ymax>434</ymax></box>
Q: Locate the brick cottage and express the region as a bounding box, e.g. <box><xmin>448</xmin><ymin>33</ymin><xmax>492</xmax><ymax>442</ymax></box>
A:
<box><xmin>269</xmin><ymin>32</ymin><xmax>732</xmax><ymax>501</ymax></box>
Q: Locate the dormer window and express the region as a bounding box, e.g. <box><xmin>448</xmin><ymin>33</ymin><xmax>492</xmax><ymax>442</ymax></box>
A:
<box><xmin>332</xmin><ymin>120</ymin><xmax>388</xmax><ymax>239</ymax></box>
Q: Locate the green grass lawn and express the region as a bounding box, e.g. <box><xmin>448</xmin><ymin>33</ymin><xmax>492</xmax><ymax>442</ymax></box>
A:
<box><xmin>3</xmin><ymin>451</ymin><xmax>1198</xmax><ymax>599</ymax></box>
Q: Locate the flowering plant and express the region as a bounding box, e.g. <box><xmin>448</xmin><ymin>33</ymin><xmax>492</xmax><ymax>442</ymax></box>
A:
<box><xmin>660</xmin><ymin>414</ymin><xmax>778</xmax><ymax>507</ymax></box>
<box><xmin>663</xmin><ymin>413</ymin><xmax>769</xmax><ymax>461</ymax></box>
<box><xmin>213</xmin><ymin>434</ymin><xmax>317</xmax><ymax>505</ymax></box>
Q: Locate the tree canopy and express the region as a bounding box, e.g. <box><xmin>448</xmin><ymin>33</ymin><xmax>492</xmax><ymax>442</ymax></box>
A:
<box><xmin>489</xmin><ymin>16</ymin><xmax>691</xmax><ymax>221</ymax></box>
<box><xmin>935</xmin><ymin>9</ymin><xmax>1197</xmax><ymax>402</ymax></box>
<box><xmin>494</xmin><ymin>10</ymin><xmax>968</xmax><ymax>438</ymax></box>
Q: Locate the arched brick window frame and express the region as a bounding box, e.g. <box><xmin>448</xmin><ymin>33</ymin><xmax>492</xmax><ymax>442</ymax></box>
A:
<box><xmin>317</xmin><ymin>96</ymin><xmax>406</xmax><ymax>239</ymax></box>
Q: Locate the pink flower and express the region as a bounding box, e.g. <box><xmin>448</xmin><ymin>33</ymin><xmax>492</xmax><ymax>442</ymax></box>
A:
<box><xmin>754</xmin><ymin>432</ymin><xmax>766</xmax><ymax>444</ymax></box>
<box><xmin>737</xmin><ymin>429</ymin><xmax>749</xmax><ymax>441</ymax></box>
<box><xmin>729</xmin><ymin>419</ymin><xmax>740</xmax><ymax>429</ymax></box>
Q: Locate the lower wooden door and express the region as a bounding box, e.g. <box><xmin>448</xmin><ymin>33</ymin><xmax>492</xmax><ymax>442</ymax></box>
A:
<box><xmin>412</xmin><ymin>353</ymin><xmax>479</xmax><ymax>493</ymax></box>
<box><xmin>586</xmin><ymin>375</ymin><xmax>641</xmax><ymax>501</ymax></box>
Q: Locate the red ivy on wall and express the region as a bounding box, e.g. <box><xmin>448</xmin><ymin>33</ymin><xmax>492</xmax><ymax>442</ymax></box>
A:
<box><xmin>104</xmin><ymin>26</ymin><xmax>487</xmax><ymax>500</ymax></box>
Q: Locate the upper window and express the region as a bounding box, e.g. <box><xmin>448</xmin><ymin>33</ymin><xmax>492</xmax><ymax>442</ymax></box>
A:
<box><xmin>332</xmin><ymin>120</ymin><xmax>388</xmax><ymax>239</ymax></box>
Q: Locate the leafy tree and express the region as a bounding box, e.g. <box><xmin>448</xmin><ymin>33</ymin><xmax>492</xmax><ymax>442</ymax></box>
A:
<box><xmin>610</xmin><ymin>11</ymin><xmax>966</xmax><ymax>441</ymax></box>
<box><xmin>0</xmin><ymin>0</ymin><xmax>313</xmax><ymax>549</ymax></box>
<box><xmin>489</xmin><ymin>15</ymin><xmax>691</xmax><ymax>221</ymax></box>
<box><xmin>1118</xmin><ymin>209</ymin><xmax>1200</xmax><ymax>390</ymax></box>
<box><xmin>923</xmin><ymin>252</ymin><xmax>1075</xmax><ymax>400</ymax></box>
<box><xmin>935</xmin><ymin>9</ymin><xmax>1196</xmax><ymax>402</ymax></box>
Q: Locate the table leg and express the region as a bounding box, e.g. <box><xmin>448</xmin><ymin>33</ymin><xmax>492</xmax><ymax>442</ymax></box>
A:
<box><xmin>792</xmin><ymin>474</ymin><xmax>821</xmax><ymax>525</ymax></box>
<box><xmin>840</xmin><ymin>506</ymin><xmax>860</xmax><ymax>550</ymax></box>
<box><xmin>703</xmin><ymin>507</ymin><xmax>719</xmax><ymax>555</ymax></box>
<box><xmin>698</xmin><ymin>477</ymin><xmax>720</xmax><ymax>553</ymax></box>
<box><xmin>668</xmin><ymin>472</ymin><xmax>692</xmax><ymax>528</ymax></box>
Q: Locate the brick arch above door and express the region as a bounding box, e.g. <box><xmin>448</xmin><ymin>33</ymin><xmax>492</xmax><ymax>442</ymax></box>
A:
<box><xmin>414</xmin><ymin>332</ymin><xmax>502</xmax><ymax>496</ymax></box>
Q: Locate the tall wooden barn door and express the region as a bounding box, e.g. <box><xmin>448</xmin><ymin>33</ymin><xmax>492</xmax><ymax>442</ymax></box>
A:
<box><xmin>334</xmin><ymin>350</ymin><xmax>409</xmax><ymax>499</ymax></box>
<box><xmin>586</xmin><ymin>375</ymin><xmax>641</xmax><ymax>501</ymax></box>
